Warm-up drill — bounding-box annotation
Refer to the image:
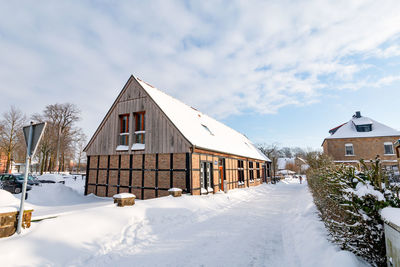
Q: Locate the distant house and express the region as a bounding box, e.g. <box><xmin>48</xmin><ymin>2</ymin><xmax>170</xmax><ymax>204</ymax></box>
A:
<box><xmin>395</xmin><ymin>140</ymin><xmax>400</xmax><ymax>163</ymax></box>
<box><xmin>277</xmin><ymin>157</ymin><xmax>309</xmax><ymax>174</ymax></box>
<box><xmin>322</xmin><ymin>111</ymin><xmax>400</xmax><ymax>174</ymax></box>
<box><xmin>84</xmin><ymin>75</ymin><xmax>271</xmax><ymax>200</ymax></box>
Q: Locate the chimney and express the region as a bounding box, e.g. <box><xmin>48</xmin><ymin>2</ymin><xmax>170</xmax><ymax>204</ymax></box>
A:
<box><xmin>355</xmin><ymin>111</ymin><xmax>361</xmax><ymax>118</ymax></box>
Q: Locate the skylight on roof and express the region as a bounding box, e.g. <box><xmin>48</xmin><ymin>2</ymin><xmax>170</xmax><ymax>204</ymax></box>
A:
<box><xmin>201</xmin><ymin>124</ymin><xmax>214</xmax><ymax>136</ymax></box>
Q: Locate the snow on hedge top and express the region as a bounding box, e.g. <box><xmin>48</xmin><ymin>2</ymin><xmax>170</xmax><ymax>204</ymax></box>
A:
<box><xmin>343</xmin><ymin>182</ymin><xmax>385</xmax><ymax>201</ymax></box>
<box><xmin>381</xmin><ymin>207</ymin><xmax>400</xmax><ymax>226</ymax></box>
<box><xmin>326</xmin><ymin>115</ymin><xmax>400</xmax><ymax>139</ymax></box>
<box><xmin>136</xmin><ymin>77</ymin><xmax>270</xmax><ymax>162</ymax></box>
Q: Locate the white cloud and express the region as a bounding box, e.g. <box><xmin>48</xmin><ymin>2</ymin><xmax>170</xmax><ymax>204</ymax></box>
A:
<box><xmin>0</xmin><ymin>0</ymin><xmax>400</xmax><ymax>137</ymax></box>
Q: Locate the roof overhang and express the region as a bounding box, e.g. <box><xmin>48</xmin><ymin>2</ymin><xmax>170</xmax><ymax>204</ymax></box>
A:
<box><xmin>193</xmin><ymin>145</ymin><xmax>271</xmax><ymax>162</ymax></box>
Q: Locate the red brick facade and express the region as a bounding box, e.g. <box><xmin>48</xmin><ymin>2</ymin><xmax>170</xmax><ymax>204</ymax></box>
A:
<box><xmin>323</xmin><ymin>136</ymin><xmax>400</xmax><ymax>168</ymax></box>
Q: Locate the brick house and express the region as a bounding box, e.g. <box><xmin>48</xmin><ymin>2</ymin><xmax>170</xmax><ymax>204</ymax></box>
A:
<box><xmin>322</xmin><ymin>112</ymin><xmax>400</xmax><ymax>174</ymax></box>
<box><xmin>84</xmin><ymin>75</ymin><xmax>271</xmax><ymax>200</ymax></box>
<box><xmin>0</xmin><ymin>153</ymin><xmax>7</xmax><ymax>173</ymax></box>
<box><xmin>395</xmin><ymin>140</ymin><xmax>400</xmax><ymax>163</ymax></box>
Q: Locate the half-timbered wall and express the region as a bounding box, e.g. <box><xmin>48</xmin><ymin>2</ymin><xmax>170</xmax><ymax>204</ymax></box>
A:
<box><xmin>85</xmin><ymin>153</ymin><xmax>190</xmax><ymax>200</ymax></box>
<box><xmin>191</xmin><ymin>148</ymin><xmax>268</xmax><ymax>195</ymax></box>
<box><xmin>85</xmin><ymin>78</ymin><xmax>191</xmax><ymax>156</ymax></box>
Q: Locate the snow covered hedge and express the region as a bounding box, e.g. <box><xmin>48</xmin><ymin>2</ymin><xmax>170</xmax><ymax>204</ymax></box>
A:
<box><xmin>307</xmin><ymin>156</ymin><xmax>400</xmax><ymax>266</ymax></box>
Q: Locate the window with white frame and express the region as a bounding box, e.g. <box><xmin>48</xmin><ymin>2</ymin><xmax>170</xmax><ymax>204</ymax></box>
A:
<box><xmin>384</xmin><ymin>142</ymin><xmax>394</xmax><ymax>155</ymax></box>
<box><xmin>345</xmin><ymin>144</ymin><xmax>354</xmax><ymax>156</ymax></box>
<box><xmin>117</xmin><ymin>114</ymin><xmax>129</xmax><ymax>150</ymax></box>
<box><xmin>132</xmin><ymin>111</ymin><xmax>145</xmax><ymax>150</ymax></box>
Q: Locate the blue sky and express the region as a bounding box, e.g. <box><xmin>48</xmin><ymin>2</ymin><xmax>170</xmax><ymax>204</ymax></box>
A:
<box><xmin>0</xmin><ymin>0</ymin><xmax>400</xmax><ymax>149</ymax></box>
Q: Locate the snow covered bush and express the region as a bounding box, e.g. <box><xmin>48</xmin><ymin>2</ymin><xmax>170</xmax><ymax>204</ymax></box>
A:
<box><xmin>307</xmin><ymin>156</ymin><xmax>400</xmax><ymax>266</ymax></box>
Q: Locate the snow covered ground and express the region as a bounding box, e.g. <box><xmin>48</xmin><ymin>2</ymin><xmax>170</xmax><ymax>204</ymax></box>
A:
<box><xmin>0</xmin><ymin>179</ymin><xmax>368</xmax><ymax>267</ymax></box>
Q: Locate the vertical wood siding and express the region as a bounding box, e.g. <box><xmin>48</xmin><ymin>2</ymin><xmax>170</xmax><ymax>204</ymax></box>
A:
<box><xmin>85</xmin><ymin>78</ymin><xmax>191</xmax><ymax>156</ymax></box>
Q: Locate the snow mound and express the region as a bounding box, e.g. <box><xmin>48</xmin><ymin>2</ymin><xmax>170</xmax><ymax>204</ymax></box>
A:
<box><xmin>0</xmin><ymin>190</ymin><xmax>20</xmax><ymax>213</ymax></box>
<box><xmin>26</xmin><ymin>183</ymin><xmax>96</xmax><ymax>206</ymax></box>
<box><xmin>0</xmin><ymin>189</ymin><xmax>19</xmax><ymax>206</ymax></box>
<box><xmin>0</xmin><ymin>189</ymin><xmax>33</xmax><ymax>213</ymax></box>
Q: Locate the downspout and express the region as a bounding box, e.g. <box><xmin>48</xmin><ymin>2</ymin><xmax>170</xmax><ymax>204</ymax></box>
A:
<box><xmin>191</xmin><ymin>145</ymin><xmax>195</xmax><ymax>194</ymax></box>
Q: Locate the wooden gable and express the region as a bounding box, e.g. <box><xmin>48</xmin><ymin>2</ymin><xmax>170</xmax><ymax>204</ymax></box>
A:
<box><xmin>84</xmin><ymin>76</ymin><xmax>192</xmax><ymax>155</ymax></box>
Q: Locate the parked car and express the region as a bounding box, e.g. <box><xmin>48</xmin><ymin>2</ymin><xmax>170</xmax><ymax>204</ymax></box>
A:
<box><xmin>0</xmin><ymin>174</ymin><xmax>33</xmax><ymax>194</ymax></box>
<box><xmin>14</xmin><ymin>173</ymin><xmax>41</xmax><ymax>186</ymax></box>
<box><xmin>37</xmin><ymin>174</ymin><xmax>65</xmax><ymax>184</ymax></box>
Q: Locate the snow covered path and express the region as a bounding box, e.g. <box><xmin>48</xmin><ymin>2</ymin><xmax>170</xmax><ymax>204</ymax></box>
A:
<box><xmin>0</xmin><ymin>182</ymin><xmax>367</xmax><ymax>267</ymax></box>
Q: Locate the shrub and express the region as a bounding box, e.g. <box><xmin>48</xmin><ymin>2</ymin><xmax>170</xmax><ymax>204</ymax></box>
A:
<box><xmin>307</xmin><ymin>156</ymin><xmax>400</xmax><ymax>266</ymax></box>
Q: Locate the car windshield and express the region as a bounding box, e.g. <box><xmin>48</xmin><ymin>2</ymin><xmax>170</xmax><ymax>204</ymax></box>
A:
<box><xmin>16</xmin><ymin>175</ymin><xmax>36</xmax><ymax>181</ymax></box>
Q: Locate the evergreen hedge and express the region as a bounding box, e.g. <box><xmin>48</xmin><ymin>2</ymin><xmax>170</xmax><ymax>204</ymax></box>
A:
<box><xmin>307</xmin><ymin>155</ymin><xmax>400</xmax><ymax>266</ymax></box>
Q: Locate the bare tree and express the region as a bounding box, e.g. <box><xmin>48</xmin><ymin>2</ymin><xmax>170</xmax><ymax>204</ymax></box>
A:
<box><xmin>257</xmin><ymin>143</ymin><xmax>283</xmax><ymax>180</ymax></box>
<box><xmin>0</xmin><ymin>106</ymin><xmax>27</xmax><ymax>172</ymax></box>
<box><xmin>280</xmin><ymin>147</ymin><xmax>293</xmax><ymax>158</ymax></box>
<box><xmin>32</xmin><ymin>103</ymin><xmax>81</xmax><ymax>173</ymax></box>
<box><xmin>292</xmin><ymin>147</ymin><xmax>306</xmax><ymax>158</ymax></box>
<box><xmin>74</xmin><ymin>131</ymin><xmax>87</xmax><ymax>173</ymax></box>
<box><xmin>43</xmin><ymin>103</ymin><xmax>80</xmax><ymax>172</ymax></box>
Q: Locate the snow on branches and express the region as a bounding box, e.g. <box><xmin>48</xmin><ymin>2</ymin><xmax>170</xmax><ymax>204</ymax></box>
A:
<box><xmin>307</xmin><ymin>156</ymin><xmax>400</xmax><ymax>266</ymax></box>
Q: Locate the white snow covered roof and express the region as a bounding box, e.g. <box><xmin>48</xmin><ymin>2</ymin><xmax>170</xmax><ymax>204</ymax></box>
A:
<box><xmin>325</xmin><ymin>115</ymin><xmax>400</xmax><ymax>140</ymax></box>
<box><xmin>135</xmin><ymin>77</ymin><xmax>270</xmax><ymax>162</ymax></box>
<box><xmin>277</xmin><ymin>158</ymin><xmax>294</xmax><ymax>170</ymax></box>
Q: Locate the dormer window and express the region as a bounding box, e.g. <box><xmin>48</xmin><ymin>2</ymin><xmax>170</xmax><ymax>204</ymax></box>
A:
<box><xmin>384</xmin><ymin>142</ymin><xmax>394</xmax><ymax>155</ymax></box>
<box><xmin>352</xmin><ymin>112</ymin><xmax>373</xmax><ymax>132</ymax></box>
<box><xmin>345</xmin><ymin>144</ymin><xmax>354</xmax><ymax>156</ymax></box>
<box><xmin>132</xmin><ymin>111</ymin><xmax>145</xmax><ymax>150</ymax></box>
<box><xmin>355</xmin><ymin>124</ymin><xmax>372</xmax><ymax>132</ymax></box>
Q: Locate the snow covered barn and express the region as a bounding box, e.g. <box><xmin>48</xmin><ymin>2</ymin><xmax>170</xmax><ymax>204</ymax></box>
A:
<box><xmin>322</xmin><ymin>111</ymin><xmax>400</xmax><ymax>173</ymax></box>
<box><xmin>84</xmin><ymin>75</ymin><xmax>271</xmax><ymax>199</ymax></box>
